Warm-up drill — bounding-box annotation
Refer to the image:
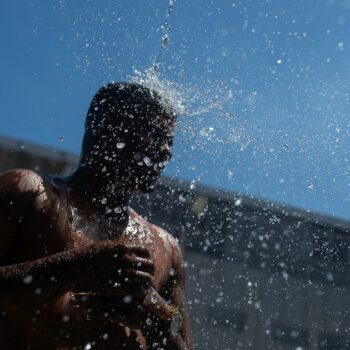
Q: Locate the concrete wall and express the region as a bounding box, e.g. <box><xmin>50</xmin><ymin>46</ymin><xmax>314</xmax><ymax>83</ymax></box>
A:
<box><xmin>1</xmin><ymin>135</ymin><xmax>350</xmax><ymax>350</ymax></box>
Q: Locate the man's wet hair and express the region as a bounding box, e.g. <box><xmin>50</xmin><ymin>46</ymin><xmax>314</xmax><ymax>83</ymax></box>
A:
<box><xmin>85</xmin><ymin>82</ymin><xmax>176</xmax><ymax>132</ymax></box>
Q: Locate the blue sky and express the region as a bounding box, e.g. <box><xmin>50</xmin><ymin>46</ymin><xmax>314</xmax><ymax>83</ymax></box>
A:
<box><xmin>1</xmin><ymin>0</ymin><xmax>350</xmax><ymax>220</ymax></box>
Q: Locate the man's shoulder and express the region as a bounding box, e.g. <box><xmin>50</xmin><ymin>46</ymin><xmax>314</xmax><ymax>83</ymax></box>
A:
<box><xmin>0</xmin><ymin>169</ymin><xmax>45</xmax><ymax>195</ymax></box>
<box><xmin>0</xmin><ymin>169</ymin><xmax>60</xmax><ymax>210</ymax></box>
<box><xmin>130</xmin><ymin>208</ymin><xmax>181</xmax><ymax>253</ymax></box>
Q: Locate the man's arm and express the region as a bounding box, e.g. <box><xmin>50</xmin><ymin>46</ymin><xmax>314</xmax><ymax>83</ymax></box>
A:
<box><xmin>0</xmin><ymin>170</ymin><xmax>155</xmax><ymax>306</ymax></box>
<box><xmin>0</xmin><ymin>170</ymin><xmax>35</xmax><ymax>260</ymax></box>
<box><xmin>142</xmin><ymin>239</ymin><xmax>192</xmax><ymax>350</ymax></box>
<box><xmin>0</xmin><ymin>169</ymin><xmax>69</xmax><ymax>303</ymax></box>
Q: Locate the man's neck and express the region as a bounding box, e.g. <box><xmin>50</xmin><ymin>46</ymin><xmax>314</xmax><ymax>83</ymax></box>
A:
<box><xmin>68</xmin><ymin>166</ymin><xmax>131</xmax><ymax>231</ymax></box>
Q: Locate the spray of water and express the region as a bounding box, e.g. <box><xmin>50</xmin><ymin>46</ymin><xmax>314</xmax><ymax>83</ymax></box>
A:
<box><xmin>131</xmin><ymin>67</ymin><xmax>253</xmax><ymax>152</ymax></box>
<box><xmin>131</xmin><ymin>1</ymin><xmax>237</xmax><ymax>117</ymax></box>
<box><xmin>131</xmin><ymin>67</ymin><xmax>186</xmax><ymax>115</ymax></box>
<box><xmin>130</xmin><ymin>0</ymin><xmax>253</xmax><ymax>151</ymax></box>
<box><xmin>151</xmin><ymin>0</ymin><xmax>177</xmax><ymax>76</ymax></box>
<box><xmin>131</xmin><ymin>68</ymin><xmax>238</xmax><ymax>119</ymax></box>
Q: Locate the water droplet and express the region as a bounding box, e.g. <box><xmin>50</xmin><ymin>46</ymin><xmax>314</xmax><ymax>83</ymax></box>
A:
<box><xmin>282</xmin><ymin>270</ymin><xmax>289</xmax><ymax>281</ymax></box>
<box><xmin>151</xmin><ymin>293</ymin><xmax>157</xmax><ymax>304</ymax></box>
<box><xmin>306</xmin><ymin>182</ymin><xmax>314</xmax><ymax>190</ymax></box>
<box><xmin>162</xmin><ymin>34</ymin><xmax>170</xmax><ymax>47</ymax></box>
<box><xmin>234</xmin><ymin>198</ymin><xmax>242</xmax><ymax>206</ymax></box>
<box><xmin>123</xmin><ymin>295</ymin><xmax>133</xmax><ymax>304</ymax></box>
<box><xmin>326</xmin><ymin>272</ymin><xmax>334</xmax><ymax>282</ymax></box>
<box><xmin>134</xmin><ymin>152</ymin><xmax>142</xmax><ymax>161</ymax></box>
<box><xmin>143</xmin><ymin>156</ymin><xmax>152</xmax><ymax>167</ymax></box>
<box><xmin>23</xmin><ymin>275</ymin><xmax>33</xmax><ymax>284</ymax></box>
<box><xmin>337</xmin><ymin>41</ymin><xmax>344</xmax><ymax>50</ymax></box>
<box><xmin>62</xmin><ymin>314</ymin><xmax>70</xmax><ymax>322</ymax></box>
<box><xmin>114</xmin><ymin>206</ymin><xmax>122</xmax><ymax>213</ymax></box>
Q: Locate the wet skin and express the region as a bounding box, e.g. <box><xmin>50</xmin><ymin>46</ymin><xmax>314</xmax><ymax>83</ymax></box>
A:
<box><xmin>0</xmin><ymin>100</ymin><xmax>192</xmax><ymax>349</ymax></box>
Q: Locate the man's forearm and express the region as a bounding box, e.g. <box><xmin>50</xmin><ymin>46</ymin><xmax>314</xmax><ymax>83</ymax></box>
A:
<box><xmin>142</xmin><ymin>291</ymin><xmax>191</xmax><ymax>350</ymax></box>
<box><xmin>0</xmin><ymin>250</ymin><xmax>76</xmax><ymax>302</ymax></box>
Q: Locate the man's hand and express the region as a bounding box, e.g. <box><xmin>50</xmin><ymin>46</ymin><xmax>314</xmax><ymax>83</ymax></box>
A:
<box><xmin>0</xmin><ymin>241</ymin><xmax>154</xmax><ymax>307</ymax></box>
<box><xmin>69</xmin><ymin>286</ymin><xmax>170</xmax><ymax>330</ymax></box>
<box><xmin>70</xmin><ymin>241</ymin><xmax>155</xmax><ymax>299</ymax></box>
<box><xmin>60</xmin><ymin>243</ymin><xmax>158</xmax><ymax>337</ymax></box>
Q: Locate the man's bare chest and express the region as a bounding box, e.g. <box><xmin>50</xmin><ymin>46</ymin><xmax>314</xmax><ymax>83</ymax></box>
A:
<box><xmin>66</xmin><ymin>212</ymin><xmax>173</xmax><ymax>287</ymax></box>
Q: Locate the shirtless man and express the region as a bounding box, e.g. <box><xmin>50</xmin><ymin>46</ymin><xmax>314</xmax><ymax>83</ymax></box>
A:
<box><xmin>0</xmin><ymin>83</ymin><xmax>192</xmax><ymax>350</ymax></box>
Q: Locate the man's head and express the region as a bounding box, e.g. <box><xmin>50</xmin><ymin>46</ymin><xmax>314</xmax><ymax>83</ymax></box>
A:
<box><xmin>80</xmin><ymin>82</ymin><xmax>177</xmax><ymax>193</ymax></box>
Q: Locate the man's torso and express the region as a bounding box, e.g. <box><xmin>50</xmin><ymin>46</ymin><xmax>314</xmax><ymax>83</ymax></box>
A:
<box><xmin>1</xmin><ymin>170</ymin><xmax>176</xmax><ymax>349</ymax></box>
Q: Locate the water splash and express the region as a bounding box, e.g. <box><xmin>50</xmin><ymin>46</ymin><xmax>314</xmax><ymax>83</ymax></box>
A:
<box><xmin>131</xmin><ymin>68</ymin><xmax>235</xmax><ymax>117</ymax></box>
<box><xmin>129</xmin><ymin>0</ymin><xmax>252</xmax><ymax>150</ymax></box>
<box><xmin>151</xmin><ymin>0</ymin><xmax>177</xmax><ymax>75</ymax></box>
<box><xmin>131</xmin><ymin>68</ymin><xmax>185</xmax><ymax>114</ymax></box>
<box><xmin>131</xmin><ymin>68</ymin><xmax>253</xmax><ymax>152</ymax></box>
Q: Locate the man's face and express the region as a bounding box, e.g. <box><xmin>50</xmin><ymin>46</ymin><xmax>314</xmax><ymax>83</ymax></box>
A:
<box><xmin>110</xmin><ymin>112</ymin><xmax>175</xmax><ymax>192</ymax></box>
